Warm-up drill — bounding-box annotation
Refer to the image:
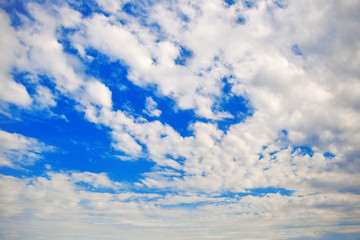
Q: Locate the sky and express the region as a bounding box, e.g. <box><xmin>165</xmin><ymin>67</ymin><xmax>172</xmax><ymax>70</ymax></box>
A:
<box><xmin>0</xmin><ymin>0</ymin><xmax>360</xmax><ymax>239</ymax></box>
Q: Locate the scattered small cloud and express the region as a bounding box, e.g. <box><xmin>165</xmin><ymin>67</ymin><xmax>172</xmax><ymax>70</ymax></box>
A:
<box><xmin>143</xmin><ymin>96</ymin><xmax>162</xmax><ymax>117</ymax></box>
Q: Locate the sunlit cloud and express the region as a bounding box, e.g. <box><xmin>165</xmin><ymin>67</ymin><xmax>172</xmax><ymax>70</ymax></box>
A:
<box><xmin>0</xmin><ymin>0</ymin><xmax>360</xmax><ymax>239</ymax></box>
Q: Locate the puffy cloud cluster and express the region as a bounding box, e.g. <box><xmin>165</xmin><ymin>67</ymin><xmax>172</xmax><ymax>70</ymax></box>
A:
<box><xmin>0</xmin><ymin>0</ymin><xmax>360</xmax><ymax>239</ymax></box>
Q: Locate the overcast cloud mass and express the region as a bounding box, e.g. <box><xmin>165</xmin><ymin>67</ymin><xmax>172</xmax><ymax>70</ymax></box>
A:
<box><xmin>0</xmin><ymin>0</ymin><xmax>360</xmax><ymax>239</ymax></box>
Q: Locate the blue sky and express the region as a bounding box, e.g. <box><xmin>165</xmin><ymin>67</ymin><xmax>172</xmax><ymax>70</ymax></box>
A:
<box><xmin>0</xmin><ymin>0</ymin><xmax>360</xmax><ymax>239</ymax></box>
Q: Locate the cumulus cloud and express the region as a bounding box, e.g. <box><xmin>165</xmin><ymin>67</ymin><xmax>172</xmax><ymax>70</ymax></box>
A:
<box><xmin>43</xmin><ymin>0</ymin><xmax>360</xmax><ymax>196</ymax></box>
<box><xmin>144</xmin><ymin>96</ymin><xmax>161</xmax><ymax>117</ymax></box>
<box><xmin>0</xmin><ymin>11</ymin><xmax>32</xmax><ymax>107</ymax></box>
<box><xmin>0</xmin><ymin>0</ymin><xmax>360</xmax><ymax>239</ymax></box>
<box><xmin>83</xmin><ymin>80</ymin><xmax>113</xmax><ymax>109</ymax></box>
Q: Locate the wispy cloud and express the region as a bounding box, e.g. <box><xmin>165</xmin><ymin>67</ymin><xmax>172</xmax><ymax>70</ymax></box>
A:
<box><xmin>0</xmin><ymin>130</ymin><xmax>54</xmax><ymax>168</ymax></box>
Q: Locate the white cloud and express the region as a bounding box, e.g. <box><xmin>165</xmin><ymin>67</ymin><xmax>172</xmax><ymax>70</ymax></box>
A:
<box><xmin>64</xmin><ymin>171</ymin><xmax>123</xmax><ymax>190</ymax></box>
<box><xmin>95</xmin><ymin>0</ymin><xmax>126</xmax><ymax>13</ymax></box>
<box><xmin>71</xmin><ymin>7</ymin><xmax>233</xmax><ymax>119</ymax></box>
<box><xmin>16</xmin><ymin>3</ymin><xmax>84</xmax><ymax>93</ymax></box>
<box><xmin>0</xmin><ymin>130</ymin><xmax>54</xmax><ymax>168</ymax></box>
<box><xmin>0</xmin><ymin>172</ymin><xmax>359</xmax><ymax>239</ymax></box>
<box><xmin>0</xmin><ymin>11</ymin><xmax>32</xmax><ymax>107</ymax></box>
<box><xmin>111</xmin><ymin>131</ymin><xmax>143</xmax><ymax>156</ymax></box>
<box><xmin>0</xmin><ymin>0</ymin><xmax>360</xmax><ymax>238</ymax></box>
<box><xmin>86</xmin><ymin>0</ymin><xmax>360</xmax><ymax>196</ymax></box>
<box><xmin>144</xmin><ymin>96</ymin><xmax>161</xmax><ymax>117</ymax></box>
<box><xmin>34</xmin><ymin>85</ymin><xmax>57</xmax><ymax>108</ymax></box>
<box><xmin>83</xmin><ymin>80</ymin><xmax>113</xmax><ymax>109</ymax></box>
<box><xmin>3</xmin><ymin>0</ymin><xmax>355</xmax><ymax>197</ymax></box>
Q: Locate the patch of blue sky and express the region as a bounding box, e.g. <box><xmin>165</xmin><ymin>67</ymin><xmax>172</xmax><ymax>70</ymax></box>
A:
<box><xmin>215</xmin><ymin>95</ymin><xmax>253</xmax><ymax>131</ymax></box>
<box><xmin>164</xmin><ymin>155</ymin><xmax>186</xmax><ymax>165</ymax></box>
<box><xmin>276</xmin><ymin>129</ymin><xmax>291</xmax><ymax>147</ymax></box>
<box><xmin>156</xmin><ymin>101</ymin><xmax>197</xmax><ymax>137</ymax></box>
<box><xmin>0</xmin><ymin>86</ymin><xmax>154</xmax><ymax>183</ymax></box>
<box><xmin>178</xmin><ymin>11</ymin><xmax>190</xmax><ymax>23</ymax></box>
<box><xmin>337</xmin><ymin>184</ymin><xmax>360</xmax><ymax>195</ymax></box>
<box><xmin>323</xmin><ymin>152</ymin><xmax>335</xmax><ymax>159</ymax></box>
<box><xmin>337</xmin><ymin>222</ymin><xmax>360</xmax><ymax>227</ymax></box>
<box><xmin>84</xmin><ymin>50</ymin><xmax>143</xmax><ymax>112</ymax></box>
<box><xmin>292</xmin><ymin>44</ymin><xmax>303</xmax><ymax>56</ymax></box>
<box><xmin>292</xmin><ymin>146</ymin><xmax>314</xmax><ymax>157</ymax></box>
<box><xmin>122</xmin><ymin>2</ymin><xmax>147</xmax><ymax>17</ymax></box>
<box><xmin>83</xmin><ymin>48</ymin><xmax>197</xmax><ymax>137</ymax></box>
<box><xmin>269</xmin><ymin>150</ymin><xmax>279</xmax><ymax>156</ymax></box>
<box><xmin>211</xmin><ymin>77</ymin><xmax>253</xmax><ymax>132</ymax></box>
<box><xmin>66</xmin><ymin>0</ymin><xmax>108</xmax><ymax>18</ymax></box>
<box><xmin>243</xmin><ymin>0</ymin><xmax>255</xmax><ymax>8</ymax></box>
<box><xmin>281</xmin><ymin>129</ymin><xmax>288</xmax><ymax>135</ymax></box>
<box><xmin>83</xmin><ymin>48</ymin><xmax>143</xmax><ymax>113</ymax></box>
<box><xmin>213</xmin><ymin>187</ymin><xmax>295</xmax><ymax>199</ymax></box>
<box><xmin>288</xmin><ymin>232</ymin><xmax>360</xmax><ymax>240</ymax></box>
<box><xmin>49</xmin><ymin>99</ymin><xmax>153</xmax><ymax>183</ymax></box>
<box><xmin>260</xmin><ymin>130</ymin><xmax>290</xmax><ymax>160</ymax></box>
<box><xmin>274</xmin><ymin>0</ymin><xmax>286</xmax><ymax>9</ymax></box>
<box><xmin>120</xmin><ymin>1</ymin><xmax>161</xmax><ymax>27</ymax></box>
<box><xmin>57</xmin><ymin>27</ymin><xmax>81</xmax><ymax>56</ymax></box>
<box><xmin>9</xmin><ymin>70</ymin><xmax>39</xmax><ymax>96</ymax></box>
<box><xmin>174</xmin><ymin>45</ymin><xmax>193</xmax><ymax>66</ymax></box>
<box><xmin>0</xmin><ymin>0</ymin><xmax>34</xmax><ymax>28</ymax></box>
<box><xmin>151</xmin><ymin>21</ymin><xmax>164</xmax><ymax>32</ymax></box>
<box><xmin>224</xmin><ymin>0</ymin><xmax>237</xmax><ymax>6</ymax></box>
<box><xmin>159</xmin><ymin>201</ymin><xmax>220</xmax><ymax>209</ymax></box>
<box><xmin>236</xmin><ymin>15</ymin><xmax>246</xmax><ymax>25</ymax></box>
<box><xmin>247</xmin><ymin>187</ymin><xmax>295</xmax><ymax>196</ymax></box>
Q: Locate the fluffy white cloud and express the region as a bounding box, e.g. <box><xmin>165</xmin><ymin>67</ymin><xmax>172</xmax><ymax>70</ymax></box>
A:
<box><xmin>0</xmin><ymin>11</ymin><xmax>32</xmax><ymax>107</ymax></box>
<box><xmin>0</xmin><ymin>0</ymin><xmax>360</xmax><ymax>239</ymax></box>
<box><xmin>2</xmin><ymin>0</ymin><xmax>356</xmax><ymax>196</ymax></box>
<box><xmin>16</xmin><ymin>3</ymin><xmax>84</xmax><ymax>93</ymax></box>
<box><xmin>144</xmin><ymin>96</ymin><xmax>161</xmax><ymax>117</ymax></box>
<box><xmin>70</xmin><ymin>6</ymin><xmax>234</xmax><ymax>119</ymax></box>
<box><xmin>69</xmin><ymin>0</ymin><xmax>360</xmax><ymax>200</ymax></box>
